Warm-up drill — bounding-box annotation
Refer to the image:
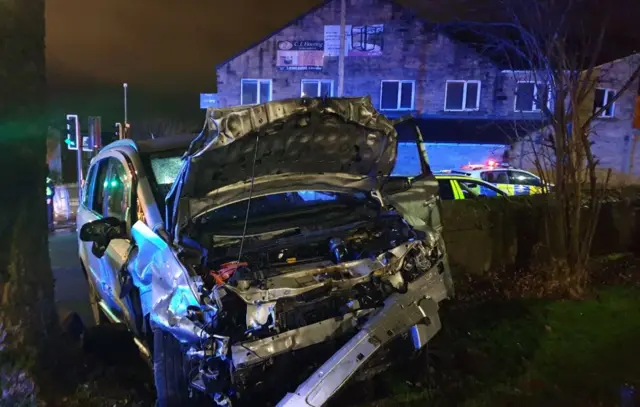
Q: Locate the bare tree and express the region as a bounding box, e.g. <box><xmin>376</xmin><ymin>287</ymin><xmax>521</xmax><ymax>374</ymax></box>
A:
<box><xmin>441</xmin><ymin>0</ymin><xmax>640</xmax><ymax>296</ymax></box>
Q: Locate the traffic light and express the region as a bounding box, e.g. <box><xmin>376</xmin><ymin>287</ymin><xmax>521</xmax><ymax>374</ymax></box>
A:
<box><xmin>65</xmin><ymin>114</ymin><xmax>79</xmax><ymax>149</ymax></box>
<box><xmin>115</xmin><ymin>122</ymin><xmax>122</xmax><ymax>139</ymax></box>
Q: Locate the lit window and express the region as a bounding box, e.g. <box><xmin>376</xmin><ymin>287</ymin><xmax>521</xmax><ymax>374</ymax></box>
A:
<box><xmin>514</xmin><ymin>82</ymin><xmax>550</xmax><ymax>112</ymax></box>
<box><xmin>380</xmin><ymin>80</ymin><xmax>415</xmax><ymax>111</ymax></box>
<box><xmin>301</xmin><ymin>79</ymin><xmax>334</xmax><ymax>97</ymax></box>
<box><xmin>593</xmin><ymin>88</ymin><xmax>616</xmax><ymax>118</ymax></box>
<box><xmin>445</xmin><ymin>80</ymin><xmax>481</xmax><ymax>111</ymax></box>
<box><xmin>241</xmin><ymin>79</ymin><xmax>272</xmax><ymax>105</ymax></box>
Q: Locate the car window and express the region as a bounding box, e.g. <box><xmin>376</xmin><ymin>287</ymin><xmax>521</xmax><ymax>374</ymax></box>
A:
<box><xmin>82</xmin><ymin>164</ymin><xmax>97</xmax><ymax>208</ymax></box>
<box><xmin>508</xmin><ymin>170</ymin><xmax>542</xmax><ymax>186</ymax></box>
<box><xmin>457</xmin><ymin>183</ymin><xmax>475</xmax><ymax>199</ymax></box>
<box><xmin>437</xmin><ymin>180</ymin><xmax>455</xmax><ymax>200</ymax></box>
<box><xmin>458</xmin><ymin>180</ymin><xmax>506</xmax><ymax>197</ymax></box>
<box><xmin>92</xmin><ymin>159</ymin><xmax>109</xmax><ymax>214</ymax></box>
<box><xmin>103</xmin><ymin>159</ymin><xmax>131</xmax><ymax>221</ymax></box>
<box><xmin>482</xmin><ymin>170</ymin><xmax>509</xmax><ymax>184</ymax></box>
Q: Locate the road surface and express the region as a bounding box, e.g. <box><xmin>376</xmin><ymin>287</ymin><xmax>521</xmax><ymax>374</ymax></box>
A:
<box><xmin>49</xmin><ymin>229</ymin><xmax>94</xmax><ymax>326</ymax></box>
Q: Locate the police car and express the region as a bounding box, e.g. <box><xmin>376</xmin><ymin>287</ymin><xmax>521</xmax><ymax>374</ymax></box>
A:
<box><xmin>448</xmin><ymin>161</ymin><xmax>547</xmax><ymax>196</ymax></box>
<box><xmin>434</xmin><ymin>173</ymin><xmax>508</xmax><ymax>200</ymax></box>
<box><xmin>386</xmin><ymin>174</ymin><xmax>508</xmax><ymax>200</ymax></box>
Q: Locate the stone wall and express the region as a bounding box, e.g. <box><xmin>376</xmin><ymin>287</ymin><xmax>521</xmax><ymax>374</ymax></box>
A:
<box><xmin>216</xmin><ymin>0</ymin><xmax>505</xmax><ymax>119</ymax></box>
<box><xmin>591</xmin><ymin>55</ymin><xmax>640</xmax><ymax>176</ymax></box>
<box><xmin>440</xmin><ymin>196</ymin><xmax>640</xmax><ymax>276</ymax></box>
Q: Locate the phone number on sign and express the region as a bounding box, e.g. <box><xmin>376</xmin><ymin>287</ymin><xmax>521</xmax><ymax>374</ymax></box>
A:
<box><xmin>277</xmin><ymin>66</ymin><xmax>323</xmax><ymax>71</ymax></box>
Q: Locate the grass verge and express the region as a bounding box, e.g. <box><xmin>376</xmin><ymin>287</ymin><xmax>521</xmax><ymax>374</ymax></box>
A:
<box><xmin>350</xmin><ymin>285</ymin><xmax>640</xmax><ymax>407</ymax></box>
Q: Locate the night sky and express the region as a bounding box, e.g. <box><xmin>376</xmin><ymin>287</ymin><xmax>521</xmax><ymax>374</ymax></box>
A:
<box><xmin>46</xmin><ymin>0</ymin><xmax>323</xmax><ymax>93</ymax></box>
<box><xmin>46</xmin><ymin>0</ymin><xmax>638</xmax><ymax>122</ymax></box>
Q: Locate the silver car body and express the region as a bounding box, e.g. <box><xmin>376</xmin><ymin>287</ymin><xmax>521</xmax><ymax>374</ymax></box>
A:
<box><xmin>77</xmin><ymin>97</ymin><xmax>454</xmax><ymax>406</ymax></box>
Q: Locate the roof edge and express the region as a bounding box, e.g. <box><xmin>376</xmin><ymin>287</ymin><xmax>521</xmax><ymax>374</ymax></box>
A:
<box><xmin>215</xmin><ymin>0</ymin><xmax>334</xmax><ymax>69</ymax></box>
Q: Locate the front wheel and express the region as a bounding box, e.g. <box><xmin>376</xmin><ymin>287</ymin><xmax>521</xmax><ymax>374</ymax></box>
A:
<box><xmin>153</xmin><ymin>329</ymin><xmax>207</xmax><ymax>407</ymax></box>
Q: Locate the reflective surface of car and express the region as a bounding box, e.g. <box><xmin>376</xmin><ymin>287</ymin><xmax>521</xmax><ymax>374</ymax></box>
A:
<box><xmin>451</xmin><ymin>162</ymin><xmax>547</xmax><ymax>196</ymax></box>
<box><xmin>77</xmin><ymin>97</ymin><xmax>454</xmax><ymax>407</ymax></box>
<box><xmin>434</xmin><ymin>174</ymin><xmax>508</xmax><ymax>200</ymax></box>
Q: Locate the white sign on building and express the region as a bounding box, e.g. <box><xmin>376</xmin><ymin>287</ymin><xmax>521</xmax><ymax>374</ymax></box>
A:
<box><xmin>324</xmin><ymin>24</ymin><xmax>384</xmax><ymax>57</ymax></box>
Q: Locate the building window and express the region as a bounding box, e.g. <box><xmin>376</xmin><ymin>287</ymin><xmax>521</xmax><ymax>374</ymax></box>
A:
<box><xmin>593</xmin><ymin>88</ymin><xmax>616</xmax><ymax>118</ymax></box>
<box><xmin>514</xmin><ymin>81</ymin><xmax>550</xmax><ymax>112</ymax></box>
<box><xmin>241</xmin><ymin>79</ymin><xmax>272</xmax><ymax>105</ymax></box>
<box><xmin>380</xmin><ymin>80</ymin><xmax>415</xmax><ymax>111</ymax></box>
<box><xmin>444</xmin><ymin>80</ymin><xmax>481</xmax><ymax>111</ymax></box>
<box><xmin>301</xmin><ymin>79</ymin><xmax>334</xmax><ymax>97</ymax></box>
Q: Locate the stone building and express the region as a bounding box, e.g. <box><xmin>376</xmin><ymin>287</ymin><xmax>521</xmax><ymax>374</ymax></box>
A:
<box><xmin>214</xmin><ymin>0</ymin><xmax>640</xmax><ymax>178</ymax></box>
<box><xmin>590</xmin><ymin>54</ymin><xmax>640</xmax><ymax>180</ymax></box>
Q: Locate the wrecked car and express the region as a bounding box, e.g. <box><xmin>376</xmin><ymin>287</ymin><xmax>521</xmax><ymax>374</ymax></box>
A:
<box><xmin>76</xmin><ymin>96</ymin><xmax>454</xmax><ymax>407</ymax></box>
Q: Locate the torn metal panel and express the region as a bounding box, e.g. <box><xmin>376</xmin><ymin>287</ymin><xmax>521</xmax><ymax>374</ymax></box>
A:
<box><xmin>232</xmin><ymin>310</ymin><xmax>374</xmax><ymax>370</ymax></box>
<box><xmin>277</xmin><ymin>264</ymin><xmax>447</xmax><ymax>407</ymax></box>
<box><xmin>185</xmin><ymin>96</ymin><xmax>397</xmax><ymax>197</ymax></box>
<box><xmin>167</xmin><ymin>97</ymin><xmax>399</xmax><ymax>237</ymax></box>
<box><xmin>129</xmin><ymin>220</ymin><xmax>209</xmax><ymax>343</ymax></box>
<box><xmin>225</xmin><ymin>241</ymin><xmax>427</xmax><ymax>304</ymax></box>
<box><xmin>384</xmin><ymin>176</ymin><xmax>455</xmax><ymax>297</ymax></box>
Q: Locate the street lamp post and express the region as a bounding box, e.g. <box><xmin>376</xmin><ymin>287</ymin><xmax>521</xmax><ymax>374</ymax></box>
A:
<box><xmin>123</xmin><ymin>82</ymin><xmax>128</xmax><ymax>124</ymax></box>
<box><xmin>337</xmin><ymin>0</ymin><xmax>346</xmax><ymax>97</ymax></box>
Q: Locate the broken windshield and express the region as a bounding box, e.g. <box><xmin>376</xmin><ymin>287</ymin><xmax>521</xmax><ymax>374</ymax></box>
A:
<box><xmin>140</xmin><ymin>149</ymin><xmax>184</xmax><ymax>215</ymax></box>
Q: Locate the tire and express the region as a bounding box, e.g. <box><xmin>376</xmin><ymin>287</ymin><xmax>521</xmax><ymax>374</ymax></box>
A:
<box><xmin>153</xmin><ymin>329</ymin><xmax>206</xmax><ymax>407</ymax></box>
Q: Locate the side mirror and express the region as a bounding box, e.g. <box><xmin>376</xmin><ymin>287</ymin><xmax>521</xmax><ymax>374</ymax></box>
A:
<box><xmin>80</xmin><ymin>217</ymin><xmax>127</xmax><ymax>258</ymax></box>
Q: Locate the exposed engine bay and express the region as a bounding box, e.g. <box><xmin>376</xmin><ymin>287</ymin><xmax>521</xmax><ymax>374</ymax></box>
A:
<box><xmin>165</xmin><ymin>205</ymin><xmax>447</xmax><ymax>405</ymax></box>
<box><xmin>128</xmin><ymin>97</ymin><xmax>454</xmax><ymax>406</ymax></box>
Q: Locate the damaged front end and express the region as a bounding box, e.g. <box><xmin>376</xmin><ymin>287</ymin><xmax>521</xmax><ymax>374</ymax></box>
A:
<box><xmin>136</xmin><ymin>97</ymin><xmax>453</xmax><ymax>406</ymax></box>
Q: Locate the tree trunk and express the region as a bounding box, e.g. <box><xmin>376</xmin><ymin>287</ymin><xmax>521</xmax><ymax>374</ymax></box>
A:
<box><xmin>0</xmin><ymin>0</ymin><xmax>60</xmax><ymax>400</ymax></box>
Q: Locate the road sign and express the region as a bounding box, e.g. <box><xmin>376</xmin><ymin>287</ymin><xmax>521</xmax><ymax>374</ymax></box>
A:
<box><xmin>64</xmin><ymin>135</ymin><xmax>92</xmax><ymax>151</ymax></box>
<box><xmin>200</xmin><ymin>93</ymin><xmax>219</xmax><ymax>109</ymax></box>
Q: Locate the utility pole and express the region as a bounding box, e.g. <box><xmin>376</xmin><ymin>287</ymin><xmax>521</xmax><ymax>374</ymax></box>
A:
<box><xmin>337</xmin><ymin>0</ymin><xmax>346</xmax><ymax>97</ymax></box>
<box><xmin>123</xmin><ymin>82</ymin><xmax>129</xmax><ymax>138</ymax></box>
<box><xmin>75</xmin><ymin>115</ymin><xmax>83</xmax><ymax>196</ymax></box>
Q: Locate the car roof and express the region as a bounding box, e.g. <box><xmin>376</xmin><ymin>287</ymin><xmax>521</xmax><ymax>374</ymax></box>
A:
<box><xmin>135</xmin><ymin>133</ymin><xmax>199</xmax><ymax>154</ymax></box>
<box><xmin>435</xmin><ymin>174</ymin><xmax>488</xmax><ymax>182</ymax></box>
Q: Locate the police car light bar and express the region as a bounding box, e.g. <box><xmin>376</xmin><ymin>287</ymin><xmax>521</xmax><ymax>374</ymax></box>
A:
<box><xmin>461</xmin><ymin>161</ymin><xmax>512</xmax><ymax>170</ymax></box>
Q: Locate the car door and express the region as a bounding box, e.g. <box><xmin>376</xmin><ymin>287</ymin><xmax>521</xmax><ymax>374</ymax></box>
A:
<box><xmin>77</xmin><ymin>159</ymin><xmax>110</xmax><ymax>302</ymax></box>
<box><xmin>508</xmin><ymin>170</ymin><xmax>543</xmax><ymax>195</ymax></box>
<box><xmin>456</xmin><ymin>179</ymin><xmax>508</xmax><ymax>198</ymax></box>
<box><xmin>482</xmin><ymin>170</ymin><xmax>514</xmax><ymax>195</ymax></box>
<box><xmin>436</xmin><ymin>178</ymin><xmax>459</xmax><ymax>200</ymax></box>
<box><xmin>96</xmin><ymin>156</ymin><xmax>136</xmax><ymax>321</ymax></box>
